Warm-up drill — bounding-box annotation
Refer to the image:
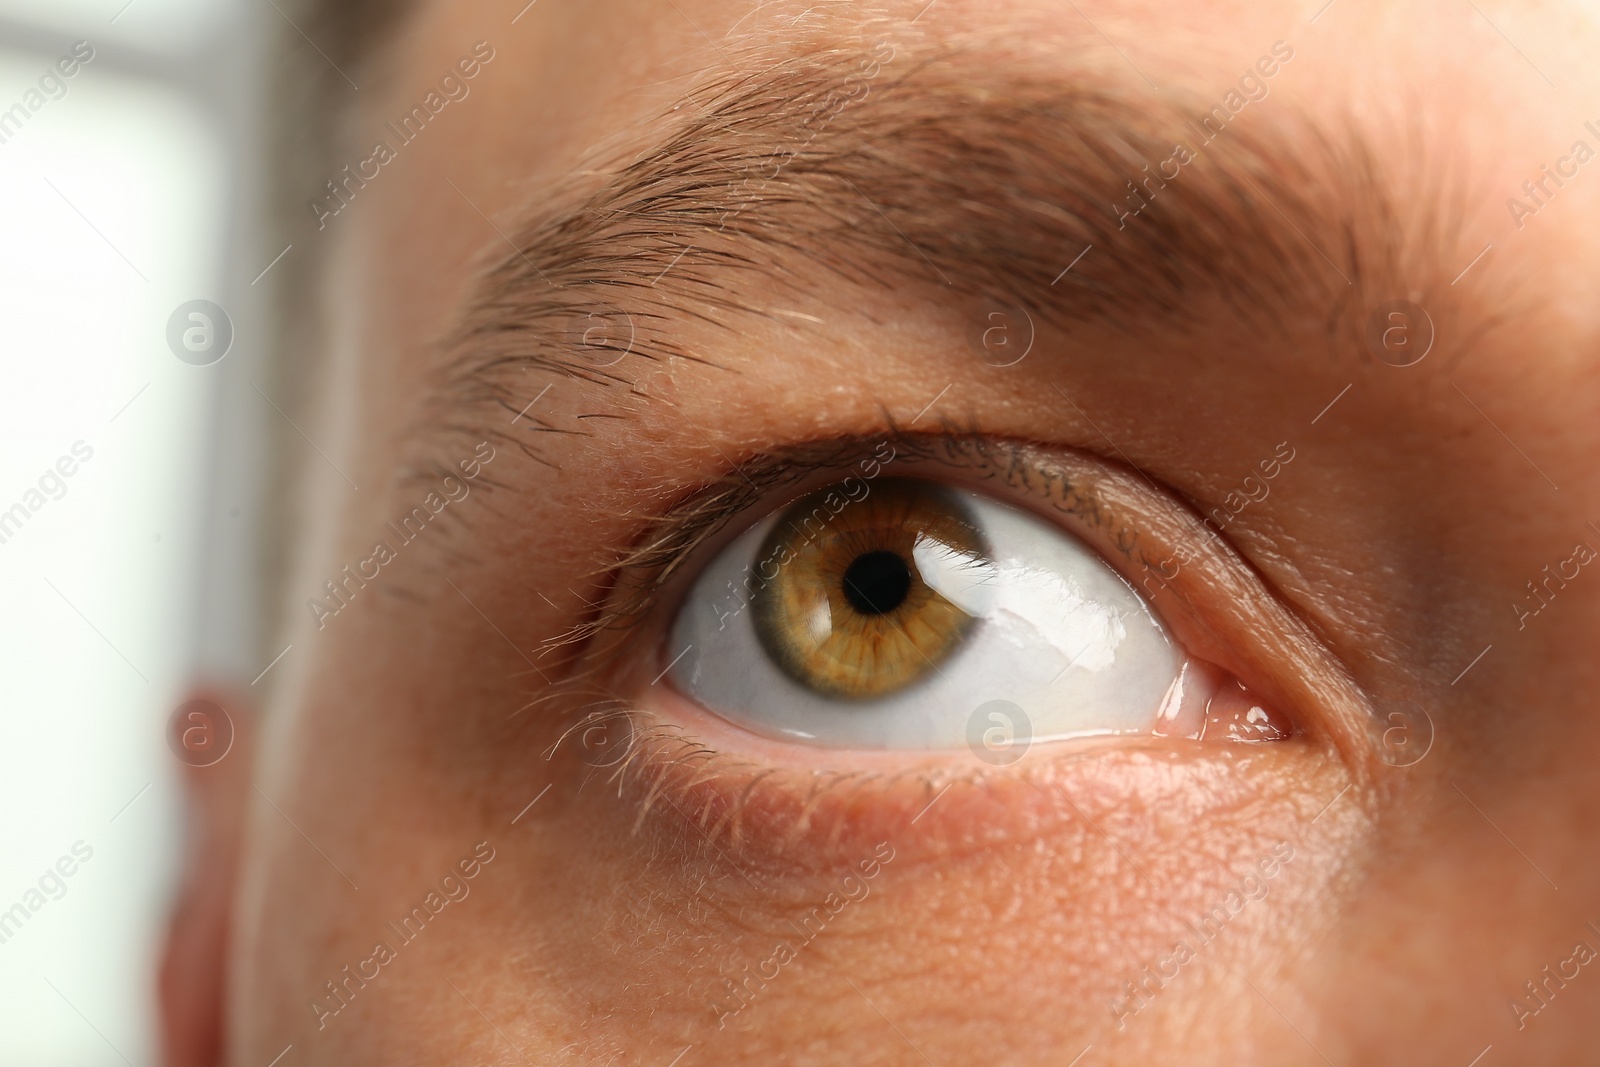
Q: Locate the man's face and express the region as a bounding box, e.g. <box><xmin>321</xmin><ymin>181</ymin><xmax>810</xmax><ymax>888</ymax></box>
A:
<box><xmin>188</xmin><ymin>0</ymin><xmax>1600</xmax><ymax>1063</ymax></box>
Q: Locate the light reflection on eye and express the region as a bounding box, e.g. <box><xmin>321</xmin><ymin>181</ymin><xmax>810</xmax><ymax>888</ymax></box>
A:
<box><xmin>665</xmin><ymin>475</ymin><xmax>1275</xmax><ymax>750</ymax></box>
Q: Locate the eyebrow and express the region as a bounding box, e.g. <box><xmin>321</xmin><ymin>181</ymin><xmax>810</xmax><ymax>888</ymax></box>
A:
<box><xmin>415</xmin><ymin>40</ymin><xmax>1489</xmax><ymax>465</ymax></box>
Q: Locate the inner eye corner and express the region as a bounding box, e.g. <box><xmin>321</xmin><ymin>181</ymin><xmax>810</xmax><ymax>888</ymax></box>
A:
<box><xmin>1150</xmin><ymin>658</ymin><xmax>1297</xmax><ymax>746</ymax></box>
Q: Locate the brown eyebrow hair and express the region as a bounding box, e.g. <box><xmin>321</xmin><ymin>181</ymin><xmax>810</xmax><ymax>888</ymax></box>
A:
<box><xmin>407</xmin><ymin>40</ymin><xmax>1493</xmax><ymax>476</ymax></box>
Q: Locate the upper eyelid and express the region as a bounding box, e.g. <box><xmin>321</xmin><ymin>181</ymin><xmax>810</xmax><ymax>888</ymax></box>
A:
<box><xmin>542</xmin><ymin>428</ymin><xmax>1156</xmax><ymax>677</ymax></box>
<box><xmin>552</xmin><ymin>427</ymin><xmax>1198</xmax><ymax>662</ymax></box>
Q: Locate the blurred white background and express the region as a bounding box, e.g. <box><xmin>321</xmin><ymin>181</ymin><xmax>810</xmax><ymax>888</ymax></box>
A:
<box><xmin>0</xmin><ymin>0</ymin><xmax>267</xmax><ymax>1062</ymax></box>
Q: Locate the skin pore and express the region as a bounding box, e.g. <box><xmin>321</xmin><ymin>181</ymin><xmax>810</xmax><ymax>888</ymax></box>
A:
<box><xmin>162</xmin><ymin>1</ymin><xmax>1600</xmax><ymax>1064</ymax></box>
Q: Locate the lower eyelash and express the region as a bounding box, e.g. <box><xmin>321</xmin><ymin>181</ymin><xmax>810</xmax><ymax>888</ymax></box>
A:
<box><xmin>543</xmin><ymin>695</ymin><xmax>943</xmax><ymax>851</ymax></box>
<box><xmin>539</xmin><ymin>690</ymin><xmax>1324</xmax><ymax>879</ymax></box>
<box><xmin>546</xmin><ymin>701</ymin><xmax>854</xmax><ymax>838</ymax></box>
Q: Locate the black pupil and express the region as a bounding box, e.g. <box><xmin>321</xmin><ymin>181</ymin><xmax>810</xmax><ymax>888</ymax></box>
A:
<box><xmin>842</xmin><ymin>550</ymin><xmax>913</xmax><ymax>615</ymax></box>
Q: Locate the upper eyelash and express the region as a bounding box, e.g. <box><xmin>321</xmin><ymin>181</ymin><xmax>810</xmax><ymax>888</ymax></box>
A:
<box><xmin>532</xmin><ymin>423</ymin><xmax>1129</xmax><ymax>666</ymax></box>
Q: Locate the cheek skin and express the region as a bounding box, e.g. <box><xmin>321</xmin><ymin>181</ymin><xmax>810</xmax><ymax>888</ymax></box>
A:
<box><xmin>509</xmin><ymin>738</ymin><xmax>1366</xmax><ymax>1063</ymax></box>
<box><xmin>229</xmin><ymin>586</ymin><xmax>1368</xmax><ymax>1067</ymax></box>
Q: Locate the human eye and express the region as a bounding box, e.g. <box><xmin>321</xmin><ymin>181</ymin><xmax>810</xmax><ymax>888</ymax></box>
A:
<box><xmin>599</xmin><ymin>435</ymin><xmax>1296</xmax><ymax>765</ymax></box>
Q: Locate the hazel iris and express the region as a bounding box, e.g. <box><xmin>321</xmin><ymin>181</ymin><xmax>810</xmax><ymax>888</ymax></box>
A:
<box><xmin>751</xmin><ymin>478</ymin><xmax>990</xmax><ymax>699</ymax></box>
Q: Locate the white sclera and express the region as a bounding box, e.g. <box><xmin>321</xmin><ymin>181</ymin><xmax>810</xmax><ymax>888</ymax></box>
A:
<box><xmin>668</xmin><ymin>486</ymin><xmax>1182</xmax><ymax>748</ymax></box>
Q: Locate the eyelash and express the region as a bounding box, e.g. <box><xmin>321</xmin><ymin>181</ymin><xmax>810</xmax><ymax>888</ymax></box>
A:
<box><xmin>553</xmin><ymin>423</ymin><xmax>1383</xmax><ymax>759</ymax></box>
<box><xmin>535</xmin><ymin>425</ymin><xmax>1142</xmax><ymax>667</ymax></box>
<box><xmin>521</xmin><ymin>430</ymin><xmax>1389</xmax><ymax>861</ymax></box>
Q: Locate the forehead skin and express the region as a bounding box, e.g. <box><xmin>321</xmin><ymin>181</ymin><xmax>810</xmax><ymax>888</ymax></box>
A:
<box><xmin>230</xmin><ymin>1</ymin><xmax>1600</xmax><ymax>1065</ymax></box>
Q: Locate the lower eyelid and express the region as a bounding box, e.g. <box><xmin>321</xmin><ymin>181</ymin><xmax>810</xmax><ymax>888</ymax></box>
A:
<box><xmin>580</xmin><ymin>696</ymin><xmax>1333</xmax><ymax>874</ymax></box>
<box><xmin>561</xmin><ymin>607</ymin><xmax>1314</xmax><ymax>875</ymax></box>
